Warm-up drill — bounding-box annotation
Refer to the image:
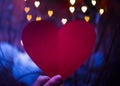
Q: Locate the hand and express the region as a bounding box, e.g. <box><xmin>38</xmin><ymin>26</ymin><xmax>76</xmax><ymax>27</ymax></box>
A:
<box><xmin>33</xmin><ymin>75</ymin><xmax>64</xmax><ymax>86</ymax></box>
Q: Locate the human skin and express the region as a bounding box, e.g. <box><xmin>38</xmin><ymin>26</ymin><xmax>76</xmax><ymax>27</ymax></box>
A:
<box><xmin>33</xmin><ymin>75</ymin><xmax>64</xmax><ymax>86</ymax></box>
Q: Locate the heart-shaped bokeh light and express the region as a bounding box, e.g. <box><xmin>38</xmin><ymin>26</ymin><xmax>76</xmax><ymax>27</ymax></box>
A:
<box><xmin>34</xmin><ymin>1</ymin><xmax>40</xmax><ymax>8</ymax></box>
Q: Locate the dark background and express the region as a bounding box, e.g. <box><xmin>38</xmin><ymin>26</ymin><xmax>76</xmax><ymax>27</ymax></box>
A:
<box><xmin>0</xmin><ymin>0</ymin><xmax>120</xmax><ymax>86</ymax></box>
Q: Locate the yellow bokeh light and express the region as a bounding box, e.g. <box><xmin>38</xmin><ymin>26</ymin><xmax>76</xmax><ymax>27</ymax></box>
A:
<box><xmin>26</xmin><ymin>14</ymin><xmax>32</xmax><ymax>21</ymax></box>
<box><xmin>91</xmin><ymin>0</ymin><xmax>96</xmax><ymax>6</ymax></box>
<box><xmin>48</xmin><ymin>10</ymin><xmax>53</xmax><ymax>17</ymax></box>
<box><xmin>99</xmin><ymin>8</ymin><xmax>104</xmax><ymax>15</ymax></box>
<box><xmin>24</xmin><ymin>7</ymin><xmax>30</xmax><ymax>13</ymax></box>
<box><xmin>84</xmin><ymin>16</ymin><xmax>90</xmax><ymax>22</ymax></box>
<box><xmin>70</xmin><ymin>0</ymin><xmax>76</xmax><ymax>5</ymax></box>
<box><xmin>34</xmin><ymin>1</ymin><xmax>40</xmax><ymax>8</ymax></box>
<box><xmin>69</xmin><ymin>6</ymin><xmax>75</xmax><ymax>14</ymax></box>
<box><xmin>36</xmin><ymin>16</ymin><xmax>42</xmax><ymax>21</ymax></box>
<box><xmin>61</xmin><ymin>18</ymin><xmax>67</xmax><ymax>25</ymax></box>
<box><xmin>81</xmin><ymin>5</ymin><xmax>88</xmax><ymax>13</ymax></box>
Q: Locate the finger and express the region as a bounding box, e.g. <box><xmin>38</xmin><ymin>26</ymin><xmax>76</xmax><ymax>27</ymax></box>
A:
<box><xmin>33</xmin><ymin>75</ymin><xmax>50</xmax><ymax>86</ymax></box>
<box><xmin>44</xmin><ymin>75</ymin><xmax>63</xmax><ymax>86</ymax></box>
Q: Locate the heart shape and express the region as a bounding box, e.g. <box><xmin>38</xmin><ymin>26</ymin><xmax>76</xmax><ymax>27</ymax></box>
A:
<box><xmin>26</xmin><ymin>14</ymin><xmax>32</xmax><ymax>21</ymax></box>
<box><xmin>24</xmin><ymin>7</ymin><xmax>30</xmax><ymax>13</ymax></box>
<box><xmin>34</xmin><ymin>1</ymin><xmax>40</xmax><ymax>8</ymax></box>
<box><xmin>22</xmin><ymin>20</ymin><xmax>96</xmax><ymax>79</ymax></box>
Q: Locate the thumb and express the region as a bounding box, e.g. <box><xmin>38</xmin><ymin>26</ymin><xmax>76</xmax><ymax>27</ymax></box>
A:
<box><xmin>33</xmin><ymin>75</ymin><xmax>50</xmax><ymax>86</ymax></box>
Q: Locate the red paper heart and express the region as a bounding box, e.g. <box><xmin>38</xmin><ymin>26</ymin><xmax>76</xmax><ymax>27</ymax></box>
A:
<box><xmin>22</xmin><ymin>20</ymin><xmax>96</xmax><ymax>79</ymax></box>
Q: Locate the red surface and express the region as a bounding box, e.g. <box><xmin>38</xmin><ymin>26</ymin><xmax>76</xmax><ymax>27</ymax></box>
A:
<box><xmin>22</xmin><ymin>20</ymin><xmax>96</xmax><ymax>79</ymax></box>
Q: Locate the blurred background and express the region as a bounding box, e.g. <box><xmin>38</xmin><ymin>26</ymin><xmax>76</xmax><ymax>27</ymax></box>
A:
<box><xmin>0</xmin><ymin>0</ymin><xmax>120</xmax><ymax>86</ymax></box>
